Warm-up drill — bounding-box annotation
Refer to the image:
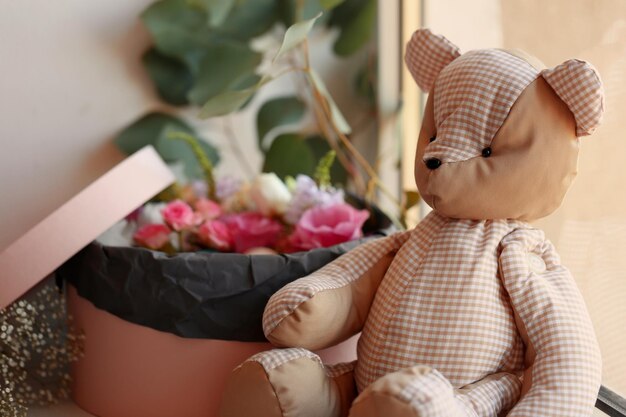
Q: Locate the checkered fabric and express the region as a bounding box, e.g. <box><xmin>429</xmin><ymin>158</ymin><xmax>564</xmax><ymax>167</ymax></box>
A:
<box><xmin>428</xmin><ymin>49</ymin><xmax>538</xmax><ymax>163</ymax></box>
<box><xmin>500</xmin><ymin>229</ymin><xmax>602</xmax><ymax>417</ymax></box>
<box><xmin>354</xmin><ymin>213</ymin><xmax>526</xmax><ymax>394</ymax></box>
<box><xmin>261</xmin><ymin>211</ymin><xmax>600</xmax><ymax>416</ymax></box>
<box><xmin>405</xmin><ymin>29</ymin><xmax>461</xmax><ymax>92</ymax></box>
<box><xmin>242</xmin><ymin>347</ymin><xmax>355</xmax><ymax>378</ymax></box>
<box><xmin>541</xmin><ymin>59</ymin><xmax>605</xmax><ymax>136</ymax></box>
<box><xmin>242</xmin><ymin>347</ymin><xmax>323</xmax><ymax>372</ymax></box>
<box><xmin>262</xmin><ymin>231</ymin><xmax>412</xmax><ymax>336</ymax></box>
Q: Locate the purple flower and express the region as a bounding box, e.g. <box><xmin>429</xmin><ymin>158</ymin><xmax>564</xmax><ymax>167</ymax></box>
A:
<box><xmin>284</xmin><ymin>175</ymin><xmax>344</xmax><ymax>224</ymax></box>
<box><xmin>216</xmin><ymin>175</ymin><xmax>243</xmax><ymax>202</ymax></box>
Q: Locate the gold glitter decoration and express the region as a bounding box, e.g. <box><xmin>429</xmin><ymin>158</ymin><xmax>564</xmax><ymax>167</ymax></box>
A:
<box><xmin>0</xmin><ymin>279</ymin><xmax>84</xmax><ymax>415</ymax></box>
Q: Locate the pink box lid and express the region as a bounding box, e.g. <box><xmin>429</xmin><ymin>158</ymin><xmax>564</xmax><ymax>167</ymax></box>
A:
<box><xmin>0</xmin><ymin>146</ymin><xmax>175</xmax><ymax>308</ymax></box>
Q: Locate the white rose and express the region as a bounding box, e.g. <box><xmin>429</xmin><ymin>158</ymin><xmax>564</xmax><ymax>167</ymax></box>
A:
<box><xmin>250</xmin><ymin>173</ymin><xmax>292</xmax><ymax>216</ymax></box>
<box><xmin>137</xmin><ymin>202</ymin><xmax>168</xmax><ymax>226</ymax></box>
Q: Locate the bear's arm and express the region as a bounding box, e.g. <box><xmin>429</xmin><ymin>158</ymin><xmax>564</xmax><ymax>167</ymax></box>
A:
<box><xmin>499</xmin><ymin>228</ymin><xmax>601</xmax><ymax>417</ymax></box>
<box><xmin>262</xmin><ymin>230</ymin><xmax>411</xmax><ymax>350</ymax></box>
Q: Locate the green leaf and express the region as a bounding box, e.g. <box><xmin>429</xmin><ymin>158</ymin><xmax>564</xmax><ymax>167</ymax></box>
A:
<box><xmin>114</xmin><ymin>112</ymin><xmax>219</xmax><ymax>178</ymax></box>
<box><xmin>320</xmin><ymin>0</ymin><xmax>345</xmax><ymax>9</ymax></box>
<box><xmin>142</xmin><ymin>48</ymin><xmax>193</xmax><ymax>106</ymax></box>
<box><xmin>141</xmin><ymin>0</ymin><xmax>214</xmax><ymax>66</ymax></box>
<box><xmin>198</xmin><ymin>88</ymin><xmax>258</xmax><ymax>118</ymax></box>
<box><xmin>187</xmin><ymin>40</ymin><xmax>262</xmax><ymax>105</ymax></box>
<box><xmin>327</xmin><ymin>0</ymin><xmax>375</xmax><ymax>56</ymax></box>
<box><xmin>262</xmin><ymin>134</ymin><xmax>316</xmax><ymax>178</ymax></box>
<box><xmin>274</xmin><ymin>12</ymin><xmax>322</xmax><ymax>62</ymax></box>
<box><xmin>214</xmin><ymin>0</ymin><xmax>278</xmax><ymax>41</ymax></box>
<box><xmin>115</xmin><ymin>112</ymin><xmax>191</xmax><ymax>155</ymax></box>
<box><xmin>256</xmin><ymin>97</ymin><xmax>306</xmax><ymax>151</ymax></box>
<box><xmin>198</xmin><ymin>0</ymin><xmax>236</xmax><ymax>27</ymax></box>
<box><xmin>306</xmin><ymin>135</ymin><xmax>348</xmax><ymax>185</ymax></box>
<box><xmin>277</xmin><ymin>0</ymin><xmax>326</xmax><ymax>26</ymax></box>
<box><xmin>308</xmin><ymin>69</ymin><xmax>351</xmax><ymax>134</ymax></box>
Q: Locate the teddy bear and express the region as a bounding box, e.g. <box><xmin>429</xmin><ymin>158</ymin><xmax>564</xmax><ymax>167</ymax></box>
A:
<box><xmin>218</xmin><ymin>29</ymin><xmax>604</xmax><ymax>417</ymax></box>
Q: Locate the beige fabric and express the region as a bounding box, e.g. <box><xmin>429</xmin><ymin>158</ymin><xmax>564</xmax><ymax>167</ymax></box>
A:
<box><xmin>354</xmin><ymin>214</ymin><xmax>525</xmax><ymax>392</ymax></box>
<box><xmin>350</xmin><ymin>367</ymin><xmax>521</xmax><ymax>417</ymax></box>
<box><xmin>263</xmin><ymin>232</ymin><xmax>411</xmax><ymax>349</ymax></box>
<box><xmin>416</xmin><ymin>77</ymin><xmax>580</xmax><ymax>221</ymax></box>
<box><xmin>542</xmin><ymin>59</ymin><xmax>605</xmax><ymax>136</ymax></box>
<box><xmin>227</xmin><ymin>349</ymin><xmax>357</xmax><ymax>417</ymax></box>
<box><xmin>499</xmin><ymin>229</ymin><xmax>602</xmax><ymax>416</ymax></box>
<box><xmin>405</xmin><ymin>29</ymin><xmax>461</xmax><ymax>92</ymax></box>
<box><xmin>267</xmin><ymin>253</ymin><xmax>395</xmax><ymax>350</ymax></box>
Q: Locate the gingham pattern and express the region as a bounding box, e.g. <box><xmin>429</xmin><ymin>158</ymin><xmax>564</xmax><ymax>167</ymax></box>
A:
<box><xmin>428</xmin><ymin>49</ymin><xmax>538</xmax><ymax>163</ymax></box>
<box><xmin>395</xmin><ymin>368</ymin><xmax>471</xmax><ymax>416</ymax></box>
<box><xmin>541</xmin><ymin>59</ymin><xmax>605</xmax><ymax>137</ymax></box>
<box><xmin>242</xmin><ymin>347</ymin><xmax>323</xmax><ymax>372</ymax></box>
<box><xmin>355</xmin><ymin>212</ymin><xmax>526</xmax><ymax>391</ymax></box>
<box><xmin>405</xmin><ymin>29</ymin><xmax>461</xmax><ymax>92</ymax></box>
<box><xmin>242</xmin><ymin>347</ymin><xmax>355</xmax><ymax>378</ymax></box>
<box><xmin>500</xmin><ymin>229</ymin><xmax>602</xmax><ymax>416</ymax></box>
<box><xmin>456</xmin><ymin>372</ymin><xmax>521</xmax><ymax>416</ymax></box>
<box><xmin>258</xmin><ymin>212</ymin><xmax>599</xmax><ymax>416</ymax></box>
<box><xmin>263</xmin><ymin>231</ymin><xmax>412</xmax><ymax>336</ymax></box>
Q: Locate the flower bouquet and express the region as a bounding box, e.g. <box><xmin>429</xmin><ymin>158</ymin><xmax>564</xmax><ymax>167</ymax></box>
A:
<box><xmin>58</xmin><ymin>141</ymin><xmax>392</xmax><ymax>342</ymax></box>
<box><xmin>129</xmin><ymin>172</ymin><xmax>369</xmax><ymax>255</ymax></box>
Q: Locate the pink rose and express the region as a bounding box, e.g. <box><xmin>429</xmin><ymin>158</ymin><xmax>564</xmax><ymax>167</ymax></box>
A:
<box><xmin>161</xmin><ymin>199</ymin><xmax>197</xmax><ymax>231</ymax></box>
<box><xmin>194</xmin><ymin>198</ymin><xmax>223</xmax><ymax>221</ymax></box>
<box><xmin>197</xmin><ymin>220</ymin><xmax>233</xmax><ymax>252</ymax></box>
<box><xmin>223</xmin><ymin>212</ymin><xmax>283</xmax><ymax>253</ymax></box>
<box><xmin>288</xmin><ymin>203</ymin><xmax>369</xmax><ymax>251</ymax></box>
<box><xmin>133</xmin><ymin>224</ymin><xmax>171</xmax><ymax>250</ymax></box>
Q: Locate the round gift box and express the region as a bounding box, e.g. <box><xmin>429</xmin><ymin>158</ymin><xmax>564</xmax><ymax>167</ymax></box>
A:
<box><xmin>67</xmin><ymin>285</ymin><xmax>358</xmax><ymax>417</ymax></box>
<box><xmin>59</xmin><ymin>220</ymin><xmax>392</xmax><ymax>417</ymax></box>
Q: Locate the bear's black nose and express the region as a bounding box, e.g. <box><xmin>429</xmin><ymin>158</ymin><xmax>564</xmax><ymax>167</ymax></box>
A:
<box><xmin>425</xmin><ymin>158</ymin><xmax>442</xmax><ymax>170</ymax></box>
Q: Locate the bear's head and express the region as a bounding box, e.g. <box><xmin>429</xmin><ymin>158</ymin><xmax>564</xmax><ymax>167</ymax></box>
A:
<box><xmin>405</xmin><ymin>29</ymin><xmax>605</xmax><ymax>221</ymax></box>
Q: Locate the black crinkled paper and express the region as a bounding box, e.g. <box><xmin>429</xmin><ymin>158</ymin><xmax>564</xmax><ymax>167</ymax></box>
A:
<box><xmin>57</xmin><ymin>232</ymin><xmax>391</xmax><ymax>342</ymax></box>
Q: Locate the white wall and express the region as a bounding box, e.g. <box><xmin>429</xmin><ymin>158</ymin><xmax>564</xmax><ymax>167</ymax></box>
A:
<box><xmin>0</xmin><ymin>0</ymin><xmax>373</xmax><ymax>250</ymax></box>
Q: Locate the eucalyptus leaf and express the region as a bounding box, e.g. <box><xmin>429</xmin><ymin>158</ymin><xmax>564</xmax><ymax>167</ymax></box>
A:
<box><xmin>320</xmin><ymin>0</ymin><xmax>345</xmax><ymax>9</ymax></box>
<box><xmin>114</xmin><ymin>112</ymin><xmax>192</xmax><ymax>155</ymax></box>
<box><xmin>142</xmin><ymin>0</ymin><xmax>213</xmax><ymax>67</ymax></box>
<box><xmin>187</xmin><ymin>41</ymin><xmax>262</xmax><ymax>105</ymax></box>
<box><xmin>214</xmin><ymin>0</ymin><xmax>278</xmax><ymax>41</ymax></box>
<box><xmin>278</xmin><ymin>0</ymin><xmax>332</xmax><ymax>26</ymax></box>
<box><xmin>308</xmin><ymin>69</ymin><xmax>351</xmax><ymax>134</ymax></box>
<box><xmin>142</xmin><ymin>48</ymin><xmax>193</xmax><ymax>106</ymax></box>
<box><xmin>198</xmin><ymin>88</ymin><xmax>258</xmax><ymax>118</ymax></box>
<box><xmin>262</xmin><ymin>134</ymin><xmax>316</xmax><ymax>178</ymax></box>
<box><xmin>274</xmin><ymin>12</ymin><xmax>323</xmax><ymax>62</ymax></box>
<box><xmin>114</xmin><ymin>112</ymin><xmax>219</xmax><ymax>178</ymax></box>
<box><xmin>200</xmin><ymin>0</ymin><xmax>236</xmax><ymax>27</ymax></box>
<box><xmin>256</xmin><ymin>97</ymin><xmax>306</xmax><ymax>151</ymax></box>
<box><xmin>327</xmin><ymin>0</ymin><xmax>375</xmax><ymax>56</ymax></box>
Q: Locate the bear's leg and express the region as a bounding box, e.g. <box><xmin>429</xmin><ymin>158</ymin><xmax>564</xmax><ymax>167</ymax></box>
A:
<box><xmin>348</xmin><ymin>367</ymin><xmax>521</xmax><ymax>417</ymax></box>
<box><xmin>219</xmin><ymin>348</ymin><xmax>357</xmax><ymax>417</ymax></box>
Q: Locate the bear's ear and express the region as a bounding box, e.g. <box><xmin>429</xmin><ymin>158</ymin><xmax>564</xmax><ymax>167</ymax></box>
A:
<box><xmin>541</xmin><ymin>59</ymin><xmax>605</xmax><ymax>137</ymax></box>
<box><xmin>404</xmin><ymin>29</ymin><xmax>461</xmax><ymax>92</ymax></box>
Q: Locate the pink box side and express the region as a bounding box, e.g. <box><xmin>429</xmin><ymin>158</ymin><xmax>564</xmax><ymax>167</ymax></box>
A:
<box><xmin>0</xmin><ymin>146</ymin><xmax>175</xmax><ymax>308</ymax></box>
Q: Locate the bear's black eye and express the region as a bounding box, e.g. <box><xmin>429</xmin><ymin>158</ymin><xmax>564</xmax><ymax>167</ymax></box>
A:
<box><xmin>481</xmin><ymin>147</ymin><xmax>492</xmax><ymax>157</ymax></box>
<box><xmin>429</xmin><ymin>136</ymin><xmax>436</xmax><ymax>143</ymax></box>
